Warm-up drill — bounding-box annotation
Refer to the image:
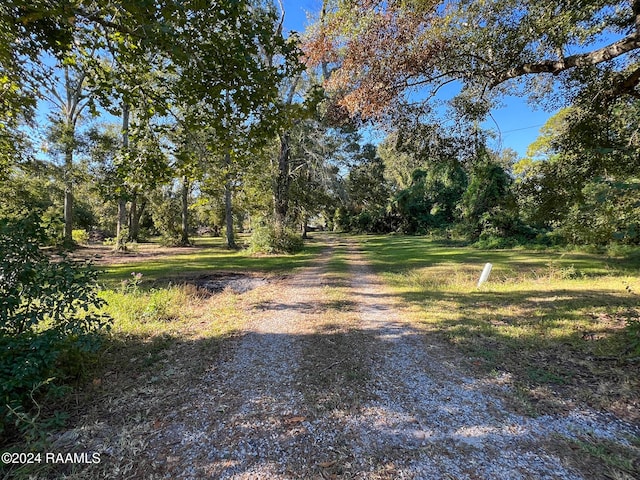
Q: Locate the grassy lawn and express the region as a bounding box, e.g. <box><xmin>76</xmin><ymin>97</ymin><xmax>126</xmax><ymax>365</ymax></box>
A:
<box><xmin>357</xmin><ymin>234</ymin><xmax>640</xmax><ymax>421</ymax></box>
<box><xmin>84</xmin><ymin>235</ymin><xmax>328</xmax><ymax>396</ymax></box>
<box><xmin>5</xmin><ymin>233</ymin><xmax>638</xmax><ymax>479</ymax></box>
<box><xmin>95</xmin><ymin>235</ymin><xmax>326</xmax><ymax>288</ymax></box>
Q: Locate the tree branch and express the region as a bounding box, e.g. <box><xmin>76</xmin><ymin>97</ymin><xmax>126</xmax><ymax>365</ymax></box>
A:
<box><xmin>619</xmin><ymin>65</ymin><xmax>640</xmax><ymax>93</ymax></box>
<box><xmin>492</xmin><ymin>31</ymin><xmax>640</xmax><ymax>87</ymax></box>
<box><xmin>75</xmin><ymin>8</ymin><xmax>137</xmax><ymax>38</ymax></box>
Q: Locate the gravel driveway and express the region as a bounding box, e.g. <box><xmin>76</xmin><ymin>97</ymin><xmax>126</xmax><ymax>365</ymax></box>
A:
<box><xmin>144</xmin><ymin>239</ymin><xmax>638</xmax><ymax>479</ymax></box>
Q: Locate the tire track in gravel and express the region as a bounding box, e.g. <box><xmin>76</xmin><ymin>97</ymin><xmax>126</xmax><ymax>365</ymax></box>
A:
<box><xmin>342</xmin><ymin>241</ymin><xmax>639</xmax><ymax>479</ymax></box>
<box><xmin>146</xmin><ymin>238</ymin><xmax>637</xmax><ymax>479</ymax></box>
<box><xmin>149</xmin><ymin>243</ymin><xmax>337</xmax><ymax>479</ymax></box>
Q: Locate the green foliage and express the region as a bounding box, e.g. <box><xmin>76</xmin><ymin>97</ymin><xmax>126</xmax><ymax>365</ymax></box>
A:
<box><xmin>332</xmin><ymin>207</ymin><xmax>352</xmax><ymax>232</ymax></box>
<box><xmin>150</xmin><ymin>189</ymin><xmax>182</xmax><ymax>246</ymax></box>
<box><xmin>313</xmin><ymin>0</ymin><xmax>639</xmax><ymax>119</ymax></box>
<box><xmin>461</xmin><ymin>151</ymin><xmax>519</xmax><ymax>239</ymax></box>
<box><xmin>395</xmin><ymin>164</ymin><xmax>467</xmax><ymax>234</ymax></box>
<box><xmin>0</xmin><ymin>217</ymin><xmax>111</xmax><ymax>441</ymax></box>
<box><xmin>341</xmin><ymin>143</ymin><xmax>396</xmax><ymax>234</ymax></box>
<box><xmin>248</xmin><ymin>224</ymin><xmax>304</xmax><ymax>254</ymax></box>
<box><xmin>378</xmin><ymin>133</ymin><xmax>422</xmax><ymax>190</ymax></box>
<box><xmin>72</xmin><ymin>229</ymin><xmax>89</xmax><ymax>245</ymax></box>
<box><xmin>560</xmin><ymin>179</ymin><xmax>640</xmax><ymax>246</ymax></box>
<box><xmin>347</xmin><ymin>144</ymin><xmax>390</xmax><ymax>210</ymax></box>
<box><xmin>517</xmin><ymin>101</ymin><xmax>640</xmax><ymax>246</ymax></box>
<box><xmin>115</xmin><ymin>226</ymin><xmax>130</xmax><ymax>250</ymax></box>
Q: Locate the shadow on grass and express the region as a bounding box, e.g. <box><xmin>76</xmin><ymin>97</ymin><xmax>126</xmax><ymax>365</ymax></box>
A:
<box><xmin>99</xmin><ymin>240</ymin><xmax>327</xmax><ymax>288</ymax></box>
<box><xmin>5</xmin><ymin>234</ymin><xmax>639</xmax><ymax>479</ymax></box>
<box><xmin>4</xmin><ymin>300</ymin><xmax>639</xmax><ymax>480</ymax></box>
<box><xmin>356</xmin><ymin>234</ymin><xmax>640</xmax><ymax>423</ymax></box>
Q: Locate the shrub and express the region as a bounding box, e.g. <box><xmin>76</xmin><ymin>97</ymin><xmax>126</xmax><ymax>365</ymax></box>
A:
<box><xmin>248</xmin><ymin>225</ymin><xmax>304</xmax><ymax>254</ymax></box>
<box><xmin>159</xmin><ymin>232</ymin><xmax>183</xmax><ymax>247</ymax></box>
<box><xmin>0</xmin><ymin>217</ymin><xmax>111</xmax><ymax>442</ymax></box>
<box><xmin>352</xmin><ymin>211</ymin><xmax>373</xmax><ymax>232</ymax></box>
<box><xmin>72</xmin><ymin>229</ymin><xmax>89</xmax><ymax>245</ymax></box>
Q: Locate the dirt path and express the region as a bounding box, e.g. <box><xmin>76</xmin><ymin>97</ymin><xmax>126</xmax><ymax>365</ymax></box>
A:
<box><xmin>136</xmin><ymin>239</ymin><xmax>638</xmax><ymax>479</ymax></box>
<box><xmin>147</xmin><ymin>246</ymin><xmax>334</xmax><ymax>478</ymax></box>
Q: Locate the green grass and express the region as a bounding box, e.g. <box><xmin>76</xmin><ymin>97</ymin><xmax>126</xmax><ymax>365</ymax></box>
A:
<box><xmin>99</xmin><ymin>235</ymin><xmax>326</xmax><ymax>287</ymax></box>
<box><xmin>548</xmin><ymin>435</ymin><xmax>640</xmax><ymax>480</ymax></box>
<box><xmin>78</xmin><ymin>235</ymin><xmax>327</xmax><ymax>397</ymax></box>
<box><xmin>93</xmin><ymin>234</ymin><xmax>327</xmax><ymax>371</ymax></box>
<box><xmin>357</xmin><ymin>234</ymin><xmax>640</xmax><ymax>419</ymax></box>
<box><xmin>358</xmin><ymin>234</ymin><xmax>636</xmax><ymax>277</ymax></box>
<box><xmin>325</xmin><ymin>242</ymin><xmax>351</xmax><ymax>288</ymax></box>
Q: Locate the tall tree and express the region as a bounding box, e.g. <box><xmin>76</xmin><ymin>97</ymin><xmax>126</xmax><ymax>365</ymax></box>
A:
<box><xmin>40</xmin><ymin>57</ymin><xmax>93</xmax><ymax>246</ymax></box>
<box><xmin>172</xmin><ymin>1</ymin><xmax>302</xmax><ymax>246</ymax></box>
<box><xmin>515</xmin><ymin>97</ymin><xmax>640</xmax><ymax>243</ymax></box>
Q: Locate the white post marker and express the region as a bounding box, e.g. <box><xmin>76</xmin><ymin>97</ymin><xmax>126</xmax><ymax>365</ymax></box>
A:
<box><xmin>477</xmin><ymin>262</ymin><xmax>493</xmax><ymax>287</ymax></box>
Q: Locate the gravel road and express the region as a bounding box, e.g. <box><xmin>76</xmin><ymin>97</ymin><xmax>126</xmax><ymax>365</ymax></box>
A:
<box><xmin>145</xmin><ymin>240</ymin><xmax>638</xmax><ymax>479</ymax></box>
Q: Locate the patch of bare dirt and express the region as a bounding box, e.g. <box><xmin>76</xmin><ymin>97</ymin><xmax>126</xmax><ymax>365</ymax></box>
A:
<box><xmin>69</xmin><ymin>243</ymin><xmax>205</xmax><ymax>266</ymax></box>
<box><xmin>164</xmin><ymin>273</ymin><xmax>270</xmax><ymax>294</ymax></box>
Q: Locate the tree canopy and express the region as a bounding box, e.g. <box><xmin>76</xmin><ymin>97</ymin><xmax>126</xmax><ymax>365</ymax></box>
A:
<box><xmin>306</xmin><ymin>0</ymin><xmax>640</xmax><ymax>119</ymax></box>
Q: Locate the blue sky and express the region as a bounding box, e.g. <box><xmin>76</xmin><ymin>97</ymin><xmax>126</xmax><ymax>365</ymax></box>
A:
<box><xmin>280</xmin><ymin>0</ymin><xmax>555</xmax><ymax>158</ymax></box>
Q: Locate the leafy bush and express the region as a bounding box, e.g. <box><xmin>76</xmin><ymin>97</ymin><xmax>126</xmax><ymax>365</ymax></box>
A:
<box><xmin>72</xmin><ymin>229</ymin><xmax>89</xmax><ymax>245</ymax></box>
<box><xmin>159</xmin><ymin>232</ymin><xmax>184</xmax><ymax>247</ymax></box>
<box><xmin>350</xmin><ymin>209</ymin><xmax>395</xmax><ymax>234</ymax></box>
<box><xmin>352</xmin><ymin>210</ymin><xmax>373</xmax><ymax>232</ymax></box>
<box><xmin>248</xmin><ymin>225</ymin><xmax>304</xmax><ymax>254</ymax></box>
<box><xmin>473</xmin><ymin>235</ymin><xmax>518</xmax><ymax>249</ymax></box>
<box><xmin>0</xmin><ymin>217</ymin><xmax>111</xmax><ymax>442</ymax></box>
<box><xmin>559</xmin><ymin>179</ymin><xmax>640</xmax><ymax>246</ymax></box>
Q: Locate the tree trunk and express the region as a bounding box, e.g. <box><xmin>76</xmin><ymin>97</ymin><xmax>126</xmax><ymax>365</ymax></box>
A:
<box><xmin>63</xmin><ymin>145</ymin><xmax>74</xmax><ymax>247</ymax></box>
<box><xmin>129</xmin><ymin>193</ymin><xmax>146</xmax><ymax>242</ymax></box>
<box><xmin>115</xmin><ymin>103</ymin><xmax>130</xmax><ymax>251</ymax></box>
<box><xmin>273</xmin><ymin>131</ymin><xmax>291</xmax><ymax>232</ymax></box>
<box><xmin>129</xmin><ymin>193</ymin><xmax>136</xmax><ymax>238</ymax></box>
<box><xmin>224</xmin><ymin>151</ymin><xmax>236</xmax><ymax>249</ymax></box>
<box><xmin>181</xmin><ymin>176</ymin><xmax>190</xmax><ymax>246</ymax></box>
<box><xmin>116</xmin><ymin>199</ymin><xmax>128</xmax><ymax>248</ymax></box>
<box><xmin>302</xmin><ymin>214</ymin><xmax>309</xmax><ymax>239</ymax></box>
<box><xmin>57</xmin><ymin>63</ymin><xmax>86</xmax><ymax>249</ymax></box>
